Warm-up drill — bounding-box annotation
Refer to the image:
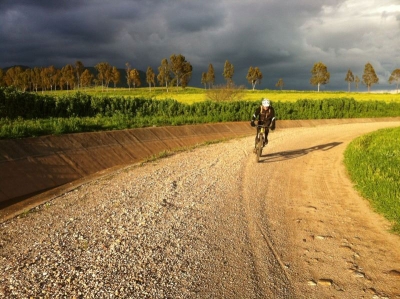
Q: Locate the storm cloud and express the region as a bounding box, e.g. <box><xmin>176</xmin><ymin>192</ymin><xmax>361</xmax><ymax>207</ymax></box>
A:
<box><xmin>1</xmin><ymin>0</ymin><xmax>399</xmax><ymax>91</ymax></box>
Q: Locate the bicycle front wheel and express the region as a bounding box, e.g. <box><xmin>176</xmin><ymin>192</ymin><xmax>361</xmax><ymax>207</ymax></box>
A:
<box><xmin>256</xmin><ymin>137</ymin><xmax>262</xmax><ymax>162</ymax></box>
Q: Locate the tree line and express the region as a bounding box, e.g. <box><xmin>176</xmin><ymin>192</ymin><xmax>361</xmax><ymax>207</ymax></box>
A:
<box><xmin>0</xmin><ymin>54</ymin><xmax>286</xmax><ymax>93</ymax></box>
<box><xmin>1</xmin><ymin>56</ymin><xmax>399</xmax><ymax>93</ymax></box>
<box><xmin>0</xmin><ymin>55</ymin><xmax>264</xmax><ymax>93</ymax></box>
<box><xmin>0</xmin><ymin>54</ymin><xmax>194</xmax><ymax>93</ymax></box>
<box><xmin>310</xmin><ymin>61</ymin><xmax>400</xmax><ymax>93</ymax></box>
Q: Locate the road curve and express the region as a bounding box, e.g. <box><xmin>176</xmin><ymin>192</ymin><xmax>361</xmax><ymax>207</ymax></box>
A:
<box><xmin>1</xmin><ymin>120</ymin><xmax>400</xmax><ymax>298</ymax></box>
<box><xmin>250</xmin><ymin>121</ymin><xmax>400</xmax><ymax>298</ymax></box>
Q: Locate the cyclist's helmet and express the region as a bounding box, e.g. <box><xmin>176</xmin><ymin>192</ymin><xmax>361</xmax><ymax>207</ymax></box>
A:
<box><xmin>262</xmin><ymin>98</ymin><xmax>270</xmax><ymax>107</ymax></box>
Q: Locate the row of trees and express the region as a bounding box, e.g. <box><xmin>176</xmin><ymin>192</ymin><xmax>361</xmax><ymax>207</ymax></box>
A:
<box><xmin>0</xmin><ymin>62</ymin><xmax>115</xmax><ymax>92</ymax></box>
<box><xmin>310</xmin><ymin>61</ymin><xmax>400</xmax><ymax>93</ymax></box>
<box><xmin>1</xmin><ymin>57</ymin><xmax>399</xmax><ymax>93</ymax></box>
<box><xmin>0</xmin><ymin>54</ymin><xmax>194</xmax><ymax>93</ymax></box>
<box><xmin>201</xmin><ymin>61</ymin><xmax>279</xmax><ymax>91</ymax></box>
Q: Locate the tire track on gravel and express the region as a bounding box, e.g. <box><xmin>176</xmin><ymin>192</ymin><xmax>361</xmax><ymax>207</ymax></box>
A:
<box><xmin>253</xmin><ymin>122</ymin><xmax>400</xmax><ymax>298</ymax></box>
<box><xmin>241</xmin><ymin>142</ymin><xmax>296</xmax><ymax>298</ymax></box>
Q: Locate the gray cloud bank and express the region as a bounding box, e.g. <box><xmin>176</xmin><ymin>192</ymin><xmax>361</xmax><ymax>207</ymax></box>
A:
<box><xmin>1</xmin><ymin>0</ymin><xmax>399</xmax><ymax>91</ymax></box>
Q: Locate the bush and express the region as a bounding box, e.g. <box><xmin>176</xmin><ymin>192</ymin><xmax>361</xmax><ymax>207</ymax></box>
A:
<box><xmin>1</xmin><ymin>87</ymin><xmax>400</xmax><ymax>139</ymax></box>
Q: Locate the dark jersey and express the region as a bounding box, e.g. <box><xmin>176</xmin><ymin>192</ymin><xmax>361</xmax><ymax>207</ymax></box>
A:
<box><xmin>252</xmin><ymin>105</ymin><xmax>275</xmax><ymax>126</ymax></box>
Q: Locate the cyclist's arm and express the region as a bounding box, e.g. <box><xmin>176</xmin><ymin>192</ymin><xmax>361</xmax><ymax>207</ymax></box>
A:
<box><xmin>251</xmin><ymin>107</ymin><xmax>261</xmax><ymax>121</ymax></box>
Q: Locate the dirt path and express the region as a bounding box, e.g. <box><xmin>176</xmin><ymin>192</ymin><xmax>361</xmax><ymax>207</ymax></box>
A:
<box><xmin>1</xmin><ymin>121</ymin><xmax>400</xmax><ymax>298</ymax></box>
<box><xmin>250</xmin><ymin>122</ymin><xmax>400</xmax><ymax>298</ymax></box>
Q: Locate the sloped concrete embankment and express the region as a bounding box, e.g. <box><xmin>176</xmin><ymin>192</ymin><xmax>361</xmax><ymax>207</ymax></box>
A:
<box><xmin>0</xmin><ymin>122</ymin><xmax>253</xmax><ymax>217</ymax></box>
<box><xmin>1</xmin><ymin>117</ymin><xmax>399</xmax><ymax>221</ymax></box>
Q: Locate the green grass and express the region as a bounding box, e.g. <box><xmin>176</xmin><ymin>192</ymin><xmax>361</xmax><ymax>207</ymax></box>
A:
<box><xmin>0</xmin><ymin>114</ymin><xmax>215</xmax><ymax>138</ymax></box>
<box><xmin>344</xmin><ymin>127</ymin><xmax>400</xmax><ymax>234</ymax></box>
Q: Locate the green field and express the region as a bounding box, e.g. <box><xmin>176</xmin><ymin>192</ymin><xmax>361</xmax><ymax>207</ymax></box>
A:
<box><xmin>344</xmin><ymin>127</ymin><xmax>400</xmax><ymax>234</ymax></box>
<box><xmin>42</xmin><ymin>87</ymin><xmax>400</xmax><ymax>104</ymax></box>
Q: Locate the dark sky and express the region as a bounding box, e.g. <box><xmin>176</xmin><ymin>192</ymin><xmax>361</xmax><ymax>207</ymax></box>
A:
<box><xmin>1</xmin><ymin>0</ymin><xmax>399</xmax><ymax>91</ymax></box>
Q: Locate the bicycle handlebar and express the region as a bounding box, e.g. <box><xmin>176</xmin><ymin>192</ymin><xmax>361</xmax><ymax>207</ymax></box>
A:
<box><xmin>253</xmin><ymin>117</ymin><xmax>275</xmax><ymax>129</ymax></box>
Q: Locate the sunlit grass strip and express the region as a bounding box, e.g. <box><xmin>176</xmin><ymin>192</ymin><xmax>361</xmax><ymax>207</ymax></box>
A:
<box><xmin>344</xmin><ymin>127</ymin><xmax>400</xmax><ymax>234</ymax></box>
<box><xmin>0</xmin><ymin>114</ymin><xmax>232</xmax><ymax>139</ymax></box>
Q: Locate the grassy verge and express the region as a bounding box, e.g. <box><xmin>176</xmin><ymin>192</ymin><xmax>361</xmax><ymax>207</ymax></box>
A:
<box><xmin>0</xmin><ymin>114</ymin><xmax>216</xmax><ymax>139</ymax></box>
<box><xmin>344</xmin><ymin>127</ymin><xmax>400</xmax><ymax>234</ymax></box>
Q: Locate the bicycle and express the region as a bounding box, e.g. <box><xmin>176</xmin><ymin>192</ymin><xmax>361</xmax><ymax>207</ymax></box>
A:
<box><xmin>253</xmin><ymin>117</ymin><xmax>275</xmax><ymax>163</ymax></box>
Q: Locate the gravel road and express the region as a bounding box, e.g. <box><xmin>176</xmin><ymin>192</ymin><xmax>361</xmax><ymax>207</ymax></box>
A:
<box><xmin>1</xmin><ymin>121</ymin><xmax>400</xmax><ymax>298</ymax></box>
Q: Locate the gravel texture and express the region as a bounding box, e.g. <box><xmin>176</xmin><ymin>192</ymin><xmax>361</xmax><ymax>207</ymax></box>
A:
<box><xmin>0</xmin><ymin>135</ymin><xmax>292</xmax><ymax>298</ymax></box>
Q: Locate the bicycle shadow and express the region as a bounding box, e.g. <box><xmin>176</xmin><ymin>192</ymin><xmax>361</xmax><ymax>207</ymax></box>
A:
<box><xmin>258</xmin><ymin>142</ymin><xmax>342</xmax><ymax>163</ymax></box>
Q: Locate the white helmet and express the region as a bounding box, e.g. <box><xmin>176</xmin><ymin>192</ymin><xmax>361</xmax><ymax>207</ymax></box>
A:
<box><xmin>262</xmin><ymin>98</ymin><xmax>270</xmax><ymax>107</ymax></box>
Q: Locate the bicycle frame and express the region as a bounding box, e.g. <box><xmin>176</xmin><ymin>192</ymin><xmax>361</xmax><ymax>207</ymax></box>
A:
<box><xmin>255</xmin><ymin>125</ymin><xmax>266</xmax><ymax>162</ymax></box>
<box><xmin>256</xmin><ymin>125</ymin><xmax>266</xmax><ymax>144</ymax></box>
<box><xmin>254</xmin><ymin>117</ymin><xmax>275</xmax><ymax>163</ymax></box>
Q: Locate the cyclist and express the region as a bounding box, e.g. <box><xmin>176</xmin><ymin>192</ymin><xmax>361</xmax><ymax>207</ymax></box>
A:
<box><xmin>250</xmin><ymin>98</ymin><xmax>276</xmax><ymax>151</ymax></box>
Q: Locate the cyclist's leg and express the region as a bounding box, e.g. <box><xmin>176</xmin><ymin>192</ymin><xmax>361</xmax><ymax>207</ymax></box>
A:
<box><xmin>264</xmin><ymin>128</ymin><xmax>269</xmax><ymax>146</ymax></box>
<box><xmin>254</xmin><ymin>127</ymin><xmax>260</xmax><ymax>152</ymax></box>
<box><xmin>255</xmin><ymin>127</ymin><xmax>260</xmax><ymax>148</ymax></box>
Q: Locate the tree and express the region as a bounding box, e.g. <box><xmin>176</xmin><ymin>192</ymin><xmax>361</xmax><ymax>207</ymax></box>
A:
<box><xmin>39</xmin><ymin>66</ymin><xmax>55</xmax><ymax>92</ymax></box>
<box><xmin>75</xmin><ymin>61</ymin><xmax>84</xmax><ymax>90</ymax></box>
<box><xmin>61</xmin><ymin>64</ymin><xmax>75</xmax><ymax>92</ymax></box>
<box><xmin>19</xmin><ymin>69</ymin><xmax>31</xmax><ymax>92</ymax></box>
<box><xmin>41</xmin><ymin>67</ymin><xmax>51</xmax><ymax>92</ymax></box>
<box><xmin>80</xmin><ymin>69</ymin><xmax>93</xmax><ymax>89</ymax></box>
<box><xmin>275</xmin><ymin>78</ymin><xmax>284</xmax><ymax>90</ymax></box>
<box><xmin>125</xmin><ymin>62</ymin><xmax>132</xmax><ymax>90</ymax></box>
<box><xmin>389</xmin><ymin>68</ymin><xmax>400</xmax><ymax>93</ymax></box>
<box><xmin>157</xmin><ymin>58</ymin><xmax>171</xmax><ymax>92</ymax></box>
<box><xmin>201</xmin><ymin>72</ymin><xmax>207</xmax><ymax>89</ymax></box>
<box><xmin>362</xmin><ymin>62</ymin><xmax>379</xmax><ymax>92</ymax></box>
<box><xmin>223</xmin><ymin>60</ymin><xmax>234</xmax><ymax>87</ymax></box>
<box><xmin>345</xmin><ymin>69</ymin><xmax>354</xmax><ymax>92</ymax></box>
<box><xmin>355</xmin><ymin>75</ymin><xmax>360</xmax><ymax>90</ymax></box>
<box><xmin>111</xmin><ymin>66</ymin><xmax>120</xmax><ymax>90</ymax></box>
<box><xmin>169</xmin><ymin>54</ymin><xmax>192</xmax><ymax>88</ymax></box>
<box><xmin>130</xmin><ymin>69</ymin><xmax>141</xmax><ymax>88</ymax></box>
<box><xmin>206</xmin><ymin>63</ymin><xmax>215</xmax><ymax>89</ymax></box>
<box><xmin>146</xmin><ymin>66</ymin><xmax>155</xmax><ymax>91</ymax></box>
<box><xmin>95</xmin><ymin>62</ymin><xmax>112</xmax><ymax>91</ymax></box>
<box><xmin>104</xmin><ymin>65</ymin><xmax>113</xmax><ymax>90</ymax></box>
<box><xmin>39</xmin><ymin>67</ymin><xmax>48</xmax><ymax>92</ymax></box>
<box><xmin>310</xmin><ymin>62</ymin><xmax>330</xmax><ymax>92</ymax></box>
<box><xmin>45</xmin><ymin>65</ymin><xmax>57</xmax><ymax>91</ymax></box>
<box><xmin>31</xmin><ymin>67</ymin><xmax>42</xmax><ymax>92</ymax></box>
<box><xmin>4</xmin><ymin>66</ymin><xmax>23</xmax><ymax>88</ymax></box>
<box><xmin>180</xmin><ymin>66</ymin><xmax>192</xmax><ymax>88</ymax></box>
<box><xmin>246</xmin><ymin>66</ymin><xmax>263</xmax><ymax>90</ymax></box>
<box><xmin>53</xmin><ymin>69</ymin><xmax>62</xmax><ymax>91</ymax></box>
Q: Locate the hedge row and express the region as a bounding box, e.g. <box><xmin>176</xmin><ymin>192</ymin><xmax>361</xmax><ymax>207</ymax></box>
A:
<box><xmin>1</xmin><ymin>87</ymin><xmax>400</xmax><ymax>121</ymax></box>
